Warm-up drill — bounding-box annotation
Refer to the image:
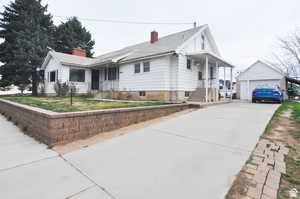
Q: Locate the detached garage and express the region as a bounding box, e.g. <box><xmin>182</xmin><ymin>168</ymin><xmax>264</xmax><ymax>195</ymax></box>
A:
<box><xmin>237</xmin><ymin>60</ymin><xmax>287</xmax><ymax>100</ymax></box>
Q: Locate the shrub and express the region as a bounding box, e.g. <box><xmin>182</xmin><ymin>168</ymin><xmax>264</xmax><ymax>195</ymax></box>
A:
<box><xmin>86</xmin><ymin>91</ymin><xmax>95</xmax><ymax>98</ymax></box>
<box><xmin>112</xmin><ymin>91</ymin><xmax>123</xmax><ymax>100</ymax></box>
<box><xmin>54</xmin><ymin>80</ymin><xmax>70</xmax><ymax>96</ymax></box>
<box><xmin>17</xmin><ymin>83</ymin><xmax>29</xmax><ymax>95</ymax></box>
<box><xmin>39</xmin><ymin>84</ymin><xmax>46</xmax><ymax>96</ymax></box>
<box><xmin>125</xmin><ymin>91</ymin><xmax>132</xmax><ymax>100</ymax></box>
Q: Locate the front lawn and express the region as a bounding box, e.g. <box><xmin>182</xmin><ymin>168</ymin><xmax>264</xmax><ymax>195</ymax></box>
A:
<box><xmin>0</xmin><ymin>96</ymin><xmax>175</xmax><ymax>112</ymax></box>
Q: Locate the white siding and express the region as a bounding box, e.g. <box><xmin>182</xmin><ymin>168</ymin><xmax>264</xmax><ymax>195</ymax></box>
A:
<box><xmin>44</xmin><ymin>57</ymin><xmax>63</xmax><ymax>94</ymax></box>
<box><xmin>177</xmin><ymin>54</ymin><xmax>198</xmax><ymax>91</ymax></box>
<box><xmin>177</xmin><ymin>54</ymin><xmax>218</xmax><ymax>91</ymax></box>
<box><xmin>119</xmin><ymin>56</ymin><xmax>170</xmax><ymax>91</ymax></box>
<box><xmin>238</xmin><ymin>62</ymin><xmax>283</xmax><ymax>81</ymax></box>
<box><xmin>237</xmin><ymin>61</ymin><xmax>286</xmax><ymax>100</ymax></box>
<box><xmin>180</xmin><ymin>29</ymin><xmax>216</xmax><ymax>54</ymax></box>
<box><xmin>44</xmin><ymin>56</ymin><xmax>91</xmax><ymax>94</ymax></box>
<box><xmin>169</xmin><ymin>55</ymin><xmax>178</xmax><ymax>91</ymax></box>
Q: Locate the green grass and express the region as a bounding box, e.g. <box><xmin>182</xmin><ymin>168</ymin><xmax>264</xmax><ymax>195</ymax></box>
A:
<box><xmin>291</xmin><ymin>102</ymin><xmax>300</xmax><ymax>120</ymax></box>
<box><xmin>0</xmin><ymin>96</ymin><xmax>176</xmax><ymax>113</ymax></box>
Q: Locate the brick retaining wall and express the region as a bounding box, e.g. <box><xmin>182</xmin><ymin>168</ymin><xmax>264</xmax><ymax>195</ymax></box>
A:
<box><xmin>0</xmin><ymin>99</ymin><xmax>196</xmax><ymax>146</ymax></box>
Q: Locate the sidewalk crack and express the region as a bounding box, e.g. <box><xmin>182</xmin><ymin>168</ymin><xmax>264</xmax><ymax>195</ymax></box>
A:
<box><xmin>59</xmin><ymin>155</ymin><xmax>117</xmax><ymax>199</ymax></box>
<box><xmin>151</xmin><ymin>127</ymin><xmax>252</xmax><ymax>155</ymax></box>
<box><xmin>65</xmin><ymin>185</ymin><xmax>96</xmax><ymax>199</ymax></box>
<box><xmin>0</xmin><ymin>155</ymin><xmax>58</xmax><ymax>172</ymax></box>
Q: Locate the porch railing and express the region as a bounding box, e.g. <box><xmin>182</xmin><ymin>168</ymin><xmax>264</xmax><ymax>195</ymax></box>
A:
<box><xmin>100</xmin><ymin>80</ymin><xmax>119</xmax><ymax>91</ymax></box>
<box><xmin>198</xmin><ymin>79</ymin><xmax>218</xmax><ymax>88</ymax></box>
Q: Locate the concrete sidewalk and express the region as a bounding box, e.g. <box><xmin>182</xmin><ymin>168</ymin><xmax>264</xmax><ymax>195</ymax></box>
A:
<box><xmin>0</xmin><ymin>114</ymin><xmax>110</xmax><ymax>199</ymax></box>
<box><xmin>64</xmin><ymin>102</ymin><xmax>279</xmax><ymax>199</ymax></box>
<box><xmin>0</xmin><ymin>102</ymin><xmax>279</xmax><ymax>199</ymax></box>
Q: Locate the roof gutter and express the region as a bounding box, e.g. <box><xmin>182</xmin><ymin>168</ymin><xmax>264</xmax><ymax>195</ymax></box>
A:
<box><xmin>61</xmin><ymin>62</ymin><xmax>91</xmax><ymax>68</ymax></box>
<box><xmin>186</xmin><ymin>51</ymin><xmax>235</xmax><ymax>68</ymax></box>
<box><xmin>118</xmin><ymin>51</ymin><xmax>175</xmax><ymax>64</ymax></box>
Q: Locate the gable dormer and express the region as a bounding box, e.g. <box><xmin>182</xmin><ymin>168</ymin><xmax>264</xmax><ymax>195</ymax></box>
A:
<box><xmin>176</xmin><ymin>25</ymin><xmax>221</xmax><ymax>56</ymax></box>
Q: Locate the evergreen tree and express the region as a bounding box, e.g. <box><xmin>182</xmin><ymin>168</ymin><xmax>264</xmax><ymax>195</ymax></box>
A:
<box><xmin>54</xmin><ymin>17</ymin><xmax>95</xmax><ymax>57</ymax></box>
<box><xmin>0</xmin><ymin>0</ymin><xmax>55</xmax><ymax>95</ymax></box>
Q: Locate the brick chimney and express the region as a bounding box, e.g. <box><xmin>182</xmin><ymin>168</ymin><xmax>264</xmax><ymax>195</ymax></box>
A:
<box><xmin>150</xmin><ymin>31</ymin><xmax>158</xmax><ymax>43</ymax></box>
<box><xmin>72</xmin><ymin>47</ymin><xmax>86</xmax><ymax>57</ymax></box>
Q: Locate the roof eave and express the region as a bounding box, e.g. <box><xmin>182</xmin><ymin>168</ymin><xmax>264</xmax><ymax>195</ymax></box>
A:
<box><xmin>186</xmin><ymin>51</ymin><xmax>235</xmax><ymax>68</ymax></box>
<box><xmin>61</xmin><ymin>62</ymin><xmax>90</xmax><ymax>68</ymax></box>
<box><xmin>119</xmin><ymin>51</ymin><xmax>175</xmax><ymax>64</ymax></box>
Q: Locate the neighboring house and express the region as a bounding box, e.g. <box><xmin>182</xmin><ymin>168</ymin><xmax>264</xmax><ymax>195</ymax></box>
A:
<box><xmin>41</xmin><ymin>24</ymin><xmax>234</xmax><ymax>102</ymax></box>
<box><xmin>219</xmin><ymin>81</ymin><xmax>236</xmax><ymax>99</ymax></box>
<box><xmin>236</xmin><ymin>60</ymin><xmax>287</xmax><ymax>100</ymax></box>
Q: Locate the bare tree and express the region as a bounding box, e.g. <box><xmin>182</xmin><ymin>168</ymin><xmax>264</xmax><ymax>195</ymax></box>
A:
<box><xmin>267</xmin><ymin>29</ymin><xmax>300</xmax><ymax>78</ymax></box>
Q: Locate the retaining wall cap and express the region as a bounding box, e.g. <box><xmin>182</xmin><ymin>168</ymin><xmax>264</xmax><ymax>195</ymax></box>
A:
<box><xmin>51</xmin><ymin>103</ymin><xmax>190</xmax><ymax>119</ymax></box>
<box><xmin>0</xmin><ymin>98</ymin><xmax>55</xmax><ymax>117</ymax></box>
<box><xmin>0</xmin><ymin>98</ymin><xmax>190</xmax><ymax>119</ymax></box>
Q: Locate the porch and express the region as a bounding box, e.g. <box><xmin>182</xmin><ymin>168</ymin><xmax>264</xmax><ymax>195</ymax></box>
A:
<box><xmin>187</xmin><ymin>51</ymin><xmax>234</xmax><ymax>102</ymax></box>
<box><xmin>91</xmin><ymin>65</ymin><xmax>119</xmax><ymax>91</ymax></box>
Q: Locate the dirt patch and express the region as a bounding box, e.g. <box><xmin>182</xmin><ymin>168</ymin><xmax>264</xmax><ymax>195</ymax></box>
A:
<box><xmin>264</xmin><ymin>110</ymin><xmax>293</xmax><ymax>142</ymax></box>
<box><xmin>226</xmin><ymin>103</ymin><xmax>300</xmax><ymax>199</ymax></box>
<box><xmin>264</xmin><ymin>109</ymin><xmax>298</xmax><ymax>146</ymax></box>
<box><xmin>225</xmin><ymin>172</ymin><xmax>251</xmax><ymax>199</ymax></box>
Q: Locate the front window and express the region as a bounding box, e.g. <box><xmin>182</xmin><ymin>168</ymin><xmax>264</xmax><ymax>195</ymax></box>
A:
<box><xmin>187</xmin><ymin>59</ymin><xmax>191</xmax><ymax>69</ymax></box>
<box><xmin>143</xmin><ymin>61</ymin><xmax>150</xmax><ymax>72</ymax></box>
<box><xmin>70</xmin><ymin>69</ymin><xmax>85</xmax><ymax>82</ymax></box>
<box><xmin>108</xmin><ymin>67</ymin><xmax>117</xmax><ymax>80</ymax></box>
<box><xmin>210</xmin><ymin>67</ymin><xmax>214</xmax><ymax>79</ymax></box>
<box><xmin>201</xmin><ymin>34</ymin><xmax>205</xmax><ymax>50</ymax></box>
<box><xmin>49</xmin><ymin>71</ymin><xmax>56</xmax><ymax>82</ymax></box>
<box><xmin>185</xmin><ymin>91</ymin><xmax>191</xmax><ymax>97</ymax></box>
<box><xmin>134</xmin><ymin>63</ymin><xmax>140</xmax><ymax>73</ymax></box>
<box><xmin>139</xmin><ymin>91</ymin><xmax>146</xmax><ymax>96</ymax></box>
<box><xmin>198</xmin><ymin>71</ymin><xmax>203</xmax><ymax>80</ymax></box>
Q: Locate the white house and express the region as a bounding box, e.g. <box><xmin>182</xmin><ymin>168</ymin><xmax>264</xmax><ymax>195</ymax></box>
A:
<box><xmin>236</xmin><ymin>60</ymin><xmax>287</xmax><ymax>100</ymax></box>
<box><xmin>41</xmin><ymin>24</ymin><xmax>234</xmax><ymax>102</ymax></box>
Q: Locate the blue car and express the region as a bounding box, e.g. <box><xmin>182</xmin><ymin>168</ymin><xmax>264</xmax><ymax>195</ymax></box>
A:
<box><xmin>252</xmin><ymin>88</ymin><xmax>283</xmax><ymax>103</ymax></box>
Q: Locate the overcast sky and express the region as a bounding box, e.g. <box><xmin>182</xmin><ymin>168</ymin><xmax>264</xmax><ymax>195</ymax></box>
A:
<box><xmin>0</xmin><ymin>0</ymin><xmax>299</xmax><ymax>71</ymax></box>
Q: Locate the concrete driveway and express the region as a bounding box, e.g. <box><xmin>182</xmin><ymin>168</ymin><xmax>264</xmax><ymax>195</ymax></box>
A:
<box><xmin>0</xmin><ymin>102</ymin><xmax>279</xmax><ymax>199</ymax></box>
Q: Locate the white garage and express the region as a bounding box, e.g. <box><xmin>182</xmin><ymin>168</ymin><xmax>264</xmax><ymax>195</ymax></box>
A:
<box><xmin>237</xmin><ymin>61</ymin><xmax>286</xmax><ymax>100</ymax></box>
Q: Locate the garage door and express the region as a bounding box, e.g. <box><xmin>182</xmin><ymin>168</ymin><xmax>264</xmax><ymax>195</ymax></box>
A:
<box><xmin>240</xmin><ymin>79</ymin><xmax>280</xmax><ymax>100</ymax></box>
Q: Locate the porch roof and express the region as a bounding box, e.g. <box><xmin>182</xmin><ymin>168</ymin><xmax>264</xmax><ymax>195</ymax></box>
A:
<box><xmin>186</xmin><ymin>51</ymin><xmax>235</xmax><ymax>68</ymax></box>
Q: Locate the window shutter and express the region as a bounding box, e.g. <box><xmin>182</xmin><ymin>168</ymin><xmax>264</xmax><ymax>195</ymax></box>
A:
<box><xmin>48</xmin><ymin>72</ymin><xmax>50</xmax><ymax>82</ymax></box>
<box><xmin>56</xmin><ymin>70</ymin><xmax>58</xmax><ymax>81</ymax></box>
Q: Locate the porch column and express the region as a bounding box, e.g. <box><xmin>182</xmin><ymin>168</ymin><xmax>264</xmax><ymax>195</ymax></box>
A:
<box><xmin>224</xmin><ymin>65</ymin><xmax>226</xmax><ymax>100</ymax></box>
<box><xmin>230</xmin><ymin>67</ymin><xmax>233</xmax><ymax>100</ymax></box>
<box><xmin>216</xmin><ymin>61</ymin><xmax>219</xmax><ymax>101</ymax></box>
<box><xmin>205</xmin><ymin>55</ymin><xmax>209</xmax><ymax>102</ymax></box>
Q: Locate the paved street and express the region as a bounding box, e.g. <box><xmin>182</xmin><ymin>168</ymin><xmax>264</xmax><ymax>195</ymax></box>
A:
<box><xmin>0</xmin><ymin>102</ymin><xmax>279</xmax><ymax>199</ymax></box>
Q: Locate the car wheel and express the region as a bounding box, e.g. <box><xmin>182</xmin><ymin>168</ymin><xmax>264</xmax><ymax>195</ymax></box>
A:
<box><xmin>252</xmin><ymin>99</ymin><xmax>256</xmax><ymax>103</ymax></box>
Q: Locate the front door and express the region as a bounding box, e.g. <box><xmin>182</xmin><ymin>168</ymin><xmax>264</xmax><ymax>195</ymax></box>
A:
<box><xmin>91</xmin><ymin>69</ymin><xmax>99</xmax><ymax>90</ymax></box>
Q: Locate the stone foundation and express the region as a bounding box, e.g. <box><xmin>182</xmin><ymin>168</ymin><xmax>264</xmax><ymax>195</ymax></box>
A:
<box><xmin>0</xmin><ymin>99</ymin><xmax>196</xmax><ymax>146</ymax></box>
<box><xmin>92</xmin><ymin>90</ymin><xmax>211</xmax><ymax>102</ymax></box>
<box><xmin>93</xmin><ymin>91</ymin><xmax>173</xmax><ymax>101</ymax></box>
<box><xmin>188</xmin><ymin>88</ymin><xmax>218</xmax><ymax>102</ymax></box>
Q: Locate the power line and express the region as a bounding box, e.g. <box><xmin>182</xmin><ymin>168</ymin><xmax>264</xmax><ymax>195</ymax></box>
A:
<box><xmin>53</xmin><ymin>15</ymin><xmax>194</xmax><ymax>26</ymax></box>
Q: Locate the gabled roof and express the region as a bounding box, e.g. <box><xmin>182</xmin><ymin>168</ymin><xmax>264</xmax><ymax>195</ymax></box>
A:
<box><xmin>42</xmin><ymin>25</ymin><xmax>207</xmax><ymax>68</ymax></box>
<box><xmin>51</xmin><ymin>51</ymin><xmax>96</xmax><ymax>67</ymax></box>
<box><xmin>95</xmin><ymin>25</ymin><xmax>205</xmax><ymax>64</ymax></box>
<box><xmin>237</xmin><ymin>60</ymin><xmax>286</xmax><ymax>80</ymax></box>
